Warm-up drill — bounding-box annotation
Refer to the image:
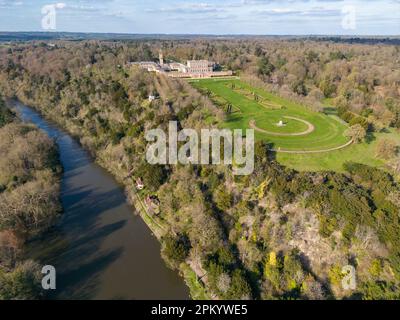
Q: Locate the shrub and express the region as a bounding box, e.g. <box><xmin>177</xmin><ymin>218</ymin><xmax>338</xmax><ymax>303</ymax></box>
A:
<box><xmin>0</xmin><ymin>260</ymin><xmax>42</xmax><ymax>300</ymax></box>
<box><xmin>214</xmin><ymin>186</ymin><xmax>233</xmax><ymax>212</ymax></box>
<box><xmin>345</xmin><ymin>124</ymin><xmax>366</xmax><ymax>143</ymax></box>
<box><xmin>226</xmin><ymin>269</ymin><xmax>252</xmax><ymax>299</ymax></box>
<box><xmin>376</xmin><ymin>139</ymin><xmax>398</xmax><ymax>160</ymax></box>
<box><xmin>0</xmin><ymin>95</ymin><xmax>15</xmax><ymax>127</ymax></box>
<box><xmin>161</xmin><ymin>235</ymin><xmax>191</xmax><ymax>269</ymax></box>
<box><xmin>136</xmin><ymin>161</ymin><xmax>168</xmax><ymax>192</ymax></box>
<box><xmin>360</xmin><ymin>281</ymin><xmax>400</xmax><ymax>300</ymax></box>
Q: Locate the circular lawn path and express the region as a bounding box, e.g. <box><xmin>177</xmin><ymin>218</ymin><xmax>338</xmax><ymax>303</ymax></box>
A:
<box><xmin>249</xmin><ymin>116</ymin><xmax>315</xmax><ymax>136</ymax></box>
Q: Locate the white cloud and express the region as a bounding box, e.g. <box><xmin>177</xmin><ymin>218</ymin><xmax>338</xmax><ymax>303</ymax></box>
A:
<box><xmin>0</xmin><ymin>0</ymin><xmax>398</xmax><ymax>35</ymax></box>
<box><xmin>56</xmin><ymin>3</ymin><xmax>66</xmax><ymax>9</ymax></box>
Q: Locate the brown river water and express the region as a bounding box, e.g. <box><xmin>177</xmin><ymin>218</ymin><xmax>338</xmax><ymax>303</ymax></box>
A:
<box><xmin>14</xmin><ymin>101</ymin><xmax>189</xmax><ymax>300</ymax></box>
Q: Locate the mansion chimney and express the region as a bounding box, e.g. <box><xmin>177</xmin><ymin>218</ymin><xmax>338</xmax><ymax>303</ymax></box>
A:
<box><xmin>159</xmin><ymin>50</ymin><xmax>164</xmax><ymax>66</ymax></box>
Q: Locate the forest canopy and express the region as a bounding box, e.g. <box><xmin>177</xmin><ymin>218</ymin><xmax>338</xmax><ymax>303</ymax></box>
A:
<box><xmin>0</xmin><ymin>95</ymin><xmax>61</xmax><ymax>300</ymax></box>
<box><xmin>0</xmin><ymin>39</ymin><xmax>399</xmax><ymax>300</ymax></box>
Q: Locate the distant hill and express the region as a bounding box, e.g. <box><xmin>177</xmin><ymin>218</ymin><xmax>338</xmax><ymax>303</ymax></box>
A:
<box><xmin>0</xmin><ymin>32</ymin><xmax>399</xmax><ymax>45</ymax></box>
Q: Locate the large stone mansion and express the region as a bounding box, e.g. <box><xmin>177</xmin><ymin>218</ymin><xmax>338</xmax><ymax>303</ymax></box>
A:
<box><xmin>130</xmin><ymin>50</ymin><xmax>233</xmax><ymax>78</ymax></box>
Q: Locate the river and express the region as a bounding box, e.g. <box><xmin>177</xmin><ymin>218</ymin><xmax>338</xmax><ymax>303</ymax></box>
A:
<box><xmin>13</xmin><ymin>101</ymin><xmax>189</xmax><ymax>300</ymax></box>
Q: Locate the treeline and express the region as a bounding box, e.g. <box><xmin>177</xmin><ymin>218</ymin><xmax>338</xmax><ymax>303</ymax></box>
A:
<box><xmin>0</xmin><ymin>95</ymin><xmax>61</xmax><ymax>300</ymax></box>
<box><xmin>143</xmin><ymin>39</ymin><xmax>400</xmax><ymax>132</ymax></box>
<box><xmin>2</xmin><ymin>38</ymin><xmax>399</xmax><ymax>131</ymax></box>
<box><xmin>0</xmin><ymin>41</ymin><xmax>399</xmax><ymax>299</ymax></box>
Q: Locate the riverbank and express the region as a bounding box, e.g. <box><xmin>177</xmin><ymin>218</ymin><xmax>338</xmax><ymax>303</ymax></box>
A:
<box><xmin>95</xmin><ymin>142</ymin><xmax>211</xmax><ymax>300</ymax></box>
<box><xmin>0</xmin><ymin>97</ymin><xmax>62</xmax><ymax>299</ymax></box>
<box><xmin>11</xmin><ymin>100</ymin><xmax>190</xmax><ymax>299</ymax></box>
<box><xmin>10</xmin><ymin>99</ymin><xmax>204</xmax><ymax>299</ymax></box>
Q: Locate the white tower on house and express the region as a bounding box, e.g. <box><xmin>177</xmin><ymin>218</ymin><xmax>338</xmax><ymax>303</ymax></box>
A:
<box><xmin>159</xmin><ymin>50</ymin><xmax>164</xmax><ymax>66</ymax></box>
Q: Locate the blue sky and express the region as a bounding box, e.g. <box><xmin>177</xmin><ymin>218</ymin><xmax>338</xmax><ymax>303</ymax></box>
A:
<box><xmin>0</xmin><ymin>0</ymin><xmax>399</xmax><ymax>35</ymax></box>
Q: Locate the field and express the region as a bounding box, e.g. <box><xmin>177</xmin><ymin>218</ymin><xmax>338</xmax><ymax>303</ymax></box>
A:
<box><xmin>277</xmin><ymin>129</ymin><xmax>400</xmax><ymax>172</ymax></box>
<box><xmin>191</xmin><ymin>78</ymin><xmax>400</xmax><ymax>172</ymax></box>
<box><xmin>191</xmin><ymin>79</ymin><xmax>350</xmax><ymax>152</ymax></box>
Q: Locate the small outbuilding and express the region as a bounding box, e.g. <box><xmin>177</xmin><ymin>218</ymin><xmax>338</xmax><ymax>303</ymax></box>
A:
<box><xmin>144</xmin><ymin>195</ymin><xmax>160</xmax><ymax>215</ymax></box>
<box><xmin>136</xmin><ymin>178</ymin><xmax>144</xmax><ymax>190</ymax></box>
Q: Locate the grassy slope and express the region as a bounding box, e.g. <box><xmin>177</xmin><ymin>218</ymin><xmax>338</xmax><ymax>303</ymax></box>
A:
<box><xmin>192</xmin><ymin>79</ymin><xmax>349</xmax><ymax>151</ymax></box>
<box><xmin>277</xmin><ymin>129</ymin><xmax>400</xmax><ymax>172</ymax></box>
<box><xmin>190</xmin><ymin>78</ymin><xmax>400</xmax><ymax>172</ymax></box>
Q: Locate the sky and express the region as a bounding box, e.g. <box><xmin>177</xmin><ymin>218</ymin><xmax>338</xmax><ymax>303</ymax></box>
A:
<box><xmin>0</xmin><ymin>0</ymin><xmax>399</xmax><ymax>35</ymax></box>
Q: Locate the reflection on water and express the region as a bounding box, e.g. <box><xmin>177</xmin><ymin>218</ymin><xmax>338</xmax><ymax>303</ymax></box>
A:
<box><xmin>14</xmin><ymin>101</ymin><xmax>189</xmax><ymax>300</ymax></box>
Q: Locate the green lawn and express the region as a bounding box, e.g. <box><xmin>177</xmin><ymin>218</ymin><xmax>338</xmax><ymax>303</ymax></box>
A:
<box><xmin>190</xmin><ymin>78</ymin><xmax>400</xmax><ymax>172</ymax></box>
<box><xmin>277</xmin><ymin>129</ymin><xmax>400</xmax><ymax>172</ymax></box>
<box><xmin>191</xmin><ymin>79</ymin><xmax>350</xmax><ymax>151</ymax></box>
